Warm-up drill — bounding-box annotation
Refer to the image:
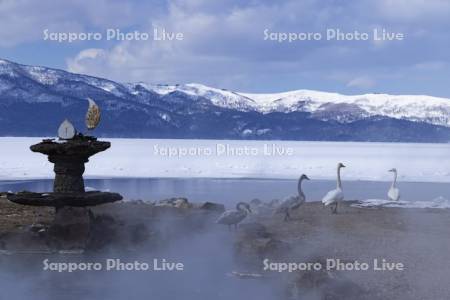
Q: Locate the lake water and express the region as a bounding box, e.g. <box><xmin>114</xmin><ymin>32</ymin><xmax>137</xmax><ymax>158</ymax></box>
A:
<box><xmin>1</xmin><ymin>178</ymin><xmax>449</xmax><ymax>207</ymax></box>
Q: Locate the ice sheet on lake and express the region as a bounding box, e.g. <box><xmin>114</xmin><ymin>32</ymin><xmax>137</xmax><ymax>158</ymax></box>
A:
<box><xmin>1</xmin><ymin>137</ymin><xmax>450</xmax><ymax>182</ymax></box>
<box><xmin>352</xmin><ymin>197</ymin><xmax>450</xmax><ymax>209</ymax></box>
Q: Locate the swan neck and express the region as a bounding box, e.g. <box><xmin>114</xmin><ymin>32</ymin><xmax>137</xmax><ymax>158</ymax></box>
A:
<box><xmin>337</xmin><ymin>167</ymin><xmax>342</xmax><ymax>189</ymax></box>
<box><xmin>297</xmin><ymin>178</ymin><xmax>303</xmax><ymax>196</ymax></box>
<box><xmin>392</xmin><ymin>171</ymin><xmax>397</xmax><ymax>187</ymax></box>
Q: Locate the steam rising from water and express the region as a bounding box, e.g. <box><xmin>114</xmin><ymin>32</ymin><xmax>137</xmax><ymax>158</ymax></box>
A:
<box><xmin>0</xmin><ymin>210</ymin><xmax>281</xmax><ymax>300</ymax></box>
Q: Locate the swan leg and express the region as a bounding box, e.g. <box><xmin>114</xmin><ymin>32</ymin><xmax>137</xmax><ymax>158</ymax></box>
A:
<box><xmin>332</xmin><ymin>202</ymin><xmax>338</xmax><ymax>214</ymax></box>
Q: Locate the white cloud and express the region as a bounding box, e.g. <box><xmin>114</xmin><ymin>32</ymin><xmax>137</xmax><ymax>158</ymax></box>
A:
<box><xmin>413</xmin><ymin>61</ymin><xmax>447</xmax><ymax>71</ymax></box>
<box><xmin>63</xmin><ymin>0</ymin><xmax>353</xmax><ymax>87</ymax></box>
<box><xmin>37</xmin><ymin>0</ymin><xmax>450</xmax><ymax>93</ymax></box>
<box><xmin>376</xmin><ymin>0</ymin><xmax>450</xmax><ymax>22</ymax></box>
<box><xmin>66</xmin><ymin>48</ymin><xmax>108</xmax><ymax>75</ymax></box>
<box><xmin>0</xmin><ymin>0</ymin><xmax>155</xmax><ymax>47</ymax></box>
<box><xmin>346</xmin><ymin>76</ymin><xmax>376</xmax><ymax>89</ymax></box>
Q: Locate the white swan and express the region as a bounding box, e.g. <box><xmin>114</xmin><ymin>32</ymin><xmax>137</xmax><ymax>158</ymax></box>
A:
<box><xmin>388</xmin><ymin>168</ymin><xmax>400</xmax><ymax>201</ymax></box>
<box><xmin>216</xmin><ymin>202</ymin><xmax>251</xmax><ymax>229</ymax></box>
<box><xmin>275</xmin><ymin>174</ymin><xmax>310</xmax><ymax>221</ymax></box>
<box><xmin>322</xmin><ymin>163</ymin><xmax>345</xmax><ymax>214</ymax></box>
<box><xmin>249</xmin><ymin>198</ymin><xmax>271</xmax><ymax>215</ymax></box>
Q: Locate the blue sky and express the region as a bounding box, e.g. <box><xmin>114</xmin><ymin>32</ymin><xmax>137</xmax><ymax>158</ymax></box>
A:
<box><xmin>0</xmin><ymin>0</ymin><xmax>449</xmax><ymax>96</ymax></box>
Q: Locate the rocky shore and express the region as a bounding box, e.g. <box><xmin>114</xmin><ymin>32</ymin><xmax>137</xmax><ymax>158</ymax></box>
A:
<box><xmin>0</xmin><ymin>195</ymin><xmax>449</xmax><ymax>300</ymax></box>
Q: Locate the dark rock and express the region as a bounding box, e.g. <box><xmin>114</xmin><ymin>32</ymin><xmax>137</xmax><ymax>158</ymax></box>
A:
<box><xmin>288</xmin><ymin>262</ymin><xmax>370</xmax><ymax>300</ymax></box>
<box><xmin>0</xmin><ymin>231</ymin><xmax>51</xmax><ymax>252</ymax></box>
<box><xmin>250</xmin><ymin>198</ymin><xmax>262</xmax><ymax>205</ymax></box>
<box><xmin>27</xmin><ymin>223</ymin><xmax>47</xmax><ymax>234</ymax></box>
<box><xmin>87</xmin><ymin>214</ymin><xmax>121</xmax><ymax>250</ymax></box>
<box><xmin>158</xmin><ymin>197</ymin><xmax>192</xmax><ymax>209</ymax></box>
<box><xmin>129</xmin><ymin>223</ymin><xmax>151</xmax><ymax>245</ymax></box>
<box><xmin>235</xmin><ymin>227</ymin><xmax>290</xmax><ymax>261</ymax></box>
<box><xmin>199</xmin><ymin>202</ymin><xmax>225</xmax><ymax>212</ymax></box>
<box><xmin>162</xmin><ymin>197</ymin><xmax>186</xmax><ymax>204</ymax></box>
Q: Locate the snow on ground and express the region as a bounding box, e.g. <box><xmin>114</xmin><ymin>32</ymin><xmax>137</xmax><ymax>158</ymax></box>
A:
<box><xmin>1</xmin><ymin>137</ymin><xmax>450</xmax><ymax>182</ymax></box>
<box><xmin>352</xmin><ymin>197</ymin><xmax>450</xmax><ymax>209</ymax></box>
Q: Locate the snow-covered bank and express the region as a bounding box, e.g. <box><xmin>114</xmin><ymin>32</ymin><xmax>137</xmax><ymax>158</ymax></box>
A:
<box><xmin>1</xmin><ymin>137</ymin><xmax>450</xmax><ymax>182</ymax></box>
<box><xmin>352</xmin><ymin>197</ymin><xmax>450</xmax><ymax>209</ymax></box>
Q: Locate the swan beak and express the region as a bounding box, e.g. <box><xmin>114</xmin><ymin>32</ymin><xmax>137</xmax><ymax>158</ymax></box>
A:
<box><xmin>305</xmin><ymin>175</ymin><xmax>311</xmax><ymax>180</ymax></box>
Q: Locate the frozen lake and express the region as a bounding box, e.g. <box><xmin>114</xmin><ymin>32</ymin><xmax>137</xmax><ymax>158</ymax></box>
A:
<box><xmin>1</xmin><ymin>137</ymin><xmax>450</xmax><ymax>182</ymax></box>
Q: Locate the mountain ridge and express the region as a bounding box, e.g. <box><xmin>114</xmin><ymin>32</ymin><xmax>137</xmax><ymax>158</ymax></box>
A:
<box><xmin>1</xmin><ymin>58</ymin><xmax>450</xmax><ymax>142</ymax></box>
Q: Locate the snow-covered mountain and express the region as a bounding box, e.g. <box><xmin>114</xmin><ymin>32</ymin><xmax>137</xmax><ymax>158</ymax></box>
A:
<box><xmin>1</xmin><ymin>58</ymin><xmax>450</xmax><ymax>142</ymax></box>
<box><xmin>128</xmin><ymin>83</ymin><xmax>258</xmax><ymax>112</ymax></box>
<box><xmin>244</xmin><ymin>90</ymin><xmax>450</xmax><ymax>126</ymax></box>
<box><xmin>128</xmin><ymin>83</ymin><xmax>450</xmax><ymax>127</ymax></box>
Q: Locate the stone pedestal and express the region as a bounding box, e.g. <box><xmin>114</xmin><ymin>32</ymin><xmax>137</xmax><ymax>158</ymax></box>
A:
<box><xmin>50</xmin><ymin>207</ymin><xmax>91</xmax><ymax>249</ymax></box>
<box><xmin>7</xmin><ymin>191</ymin><xmax>123</xmax><ymax>207</ymax></box>
<box><xmin>52</xmin><ymin>157</ymin><xmax>86</xmax><ymax>193</ymax></box>
<box><xmin>6</xmin><ymin>135</ymin><xmax>123</xmax><ymax>250</ymax></box>
<box><xmin>30</xmin><ymin>137</ymin><xmax>110</xmax><ymax>193</ymax></box>
<box><xmin>7</xmin><ymin>191</ymin><xmax>123</xmax><ymax>250</ymax></box>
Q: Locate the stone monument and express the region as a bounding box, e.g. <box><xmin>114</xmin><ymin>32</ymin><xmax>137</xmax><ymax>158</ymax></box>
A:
<box><xmin>7</xmin><ymin>99</ymin><xmax>122</xmax><ymax>249</ymax></box>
